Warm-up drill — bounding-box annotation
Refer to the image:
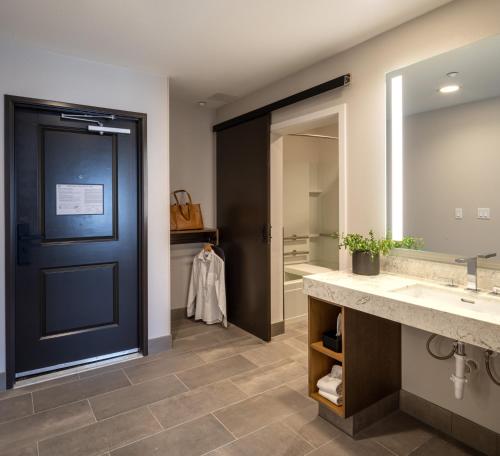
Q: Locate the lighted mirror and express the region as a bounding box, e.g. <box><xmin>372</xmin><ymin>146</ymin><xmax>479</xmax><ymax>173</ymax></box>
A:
<box><xmin>386</xmin><ymin>35</ymin><xmax>500</xmax><ymax>259</ymax></box>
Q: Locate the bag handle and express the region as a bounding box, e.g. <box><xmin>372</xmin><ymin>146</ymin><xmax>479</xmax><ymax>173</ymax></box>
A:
<box><xmin>171</xmin><ymin>190</ymin><xmax>193</xmax><ymax>221</ymax></box>
<box><xmin>172</xmin><ymin>190</ymin><xmax>193</xmax><ymax>206</ymax></box>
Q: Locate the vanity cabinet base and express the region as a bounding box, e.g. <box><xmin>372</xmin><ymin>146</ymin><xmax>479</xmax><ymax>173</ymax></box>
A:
<box><xmin>308</xmin><ymin>296</ymin><xmax>401</xmax><ymax>420</ymax></box>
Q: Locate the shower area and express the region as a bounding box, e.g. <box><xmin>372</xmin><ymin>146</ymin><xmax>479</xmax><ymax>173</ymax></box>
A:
<box><xmin>283</xmin><ymin>123</ymin><xmax>339</xmax><ymax>320</ymax></box>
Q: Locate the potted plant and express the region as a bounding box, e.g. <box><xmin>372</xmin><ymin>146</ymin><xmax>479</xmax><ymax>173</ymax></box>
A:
<box><xmin>335</xmin><ymin>231</ymin><xmax>423</xmax><ymax>276</ymax></box>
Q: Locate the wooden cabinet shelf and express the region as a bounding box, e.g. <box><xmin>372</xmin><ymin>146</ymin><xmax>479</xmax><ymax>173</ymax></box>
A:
<box><xmin>310</xmin><ymin>341</ymin><xmax>343</xmax><ymax>363</ymax></box>
<box><xmin>310</xmin><ymin>391</ymin><xmax>344</xmax><ymax>417</ymax></box>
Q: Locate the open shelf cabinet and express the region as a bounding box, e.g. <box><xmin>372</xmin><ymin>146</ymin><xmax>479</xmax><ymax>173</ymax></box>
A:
<box><xmin>308</xmin><ymin>296</ymin><xmax>401</xmax><ymax>419</ymax></box>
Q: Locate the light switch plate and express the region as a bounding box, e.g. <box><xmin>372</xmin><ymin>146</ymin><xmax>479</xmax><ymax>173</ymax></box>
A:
<box><xmin>455</xmin><ymin>208</ymin><xmax>463</xmax><ymax>219</ymax></box>
<box><xmin>477</xmin><ymin>208</ymin><xmax>491</xmax><ymax>219</ymax></box>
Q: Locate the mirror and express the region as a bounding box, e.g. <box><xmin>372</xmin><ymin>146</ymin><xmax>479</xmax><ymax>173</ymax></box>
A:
<box><xmin>386</xmin><ymin>35</ymin><xmax>500</xmax><ymax>260</ymax></box>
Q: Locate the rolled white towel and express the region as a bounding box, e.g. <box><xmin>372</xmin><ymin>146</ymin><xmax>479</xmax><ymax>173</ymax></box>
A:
<box><xmin>331</xmin><ymin>365</ymin><xmax>342</xmax><ymax>379</ymax></box>
<box><xmin>318</xmin><ymin>389</ymin><xmax>343</xmax><ymax>406</ymax></box>
<box><xmin>317</xmin><ymin>375</ymin><xmax>343</xmax><ymax>395</ymax></box>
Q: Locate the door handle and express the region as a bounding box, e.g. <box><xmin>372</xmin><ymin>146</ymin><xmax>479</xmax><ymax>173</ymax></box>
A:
<box><xmin>262</xmin><ymin>224</ymin><xmax>272</xmax><ymax>244</ymax></box>
<box><xmin>17</xmin><ymin>223</ymin><xmax>41</xmax><ymax>265</ymax></box>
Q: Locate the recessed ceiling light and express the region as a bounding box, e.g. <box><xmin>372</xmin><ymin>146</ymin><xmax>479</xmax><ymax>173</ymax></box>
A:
<box><xmin>197</xmin><ymin>101</ymin><xmax>207</xmax><ymax>107</ymax></box>
<box><xmin>439</xmin><ymin>84</ymin><xmax>460</xmax><ymax>94</ymax></box>
<box><xmin>446</xmin><ymin>71</ymin><xmax>459</xmax><ymax>78</ymax></box>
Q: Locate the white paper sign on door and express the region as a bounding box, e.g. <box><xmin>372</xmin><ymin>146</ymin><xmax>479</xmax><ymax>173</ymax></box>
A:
<box><xmin>56</xmin><ymin>184</ymin><xmax>104</xmax><ymax>215</ymax></box>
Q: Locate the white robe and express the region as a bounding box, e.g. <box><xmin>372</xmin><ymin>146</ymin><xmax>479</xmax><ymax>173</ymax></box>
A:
<box><xmin>187</xmin><ymin>249</ymin><xmax>227</xmax><ymax>327</ymax></box>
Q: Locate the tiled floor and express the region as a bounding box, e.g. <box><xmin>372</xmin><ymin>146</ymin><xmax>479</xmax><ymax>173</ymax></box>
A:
<box><xmin>0</xmin><ymin>316</ymin><xmax>480</xmax><ymax>455</ymax></box>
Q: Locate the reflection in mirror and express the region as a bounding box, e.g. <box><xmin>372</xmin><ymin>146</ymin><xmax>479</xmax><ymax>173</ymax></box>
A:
<box><xmin>387</xmin><ymin>35</ymin><xmax>500</xmax><ymax>259</ymax></box>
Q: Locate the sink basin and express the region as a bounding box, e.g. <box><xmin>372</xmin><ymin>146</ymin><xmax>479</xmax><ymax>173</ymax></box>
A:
<box><xmin>393</xmin><ymin>283</ymin><xmax>500</xmax><ymax>315</ymax></box>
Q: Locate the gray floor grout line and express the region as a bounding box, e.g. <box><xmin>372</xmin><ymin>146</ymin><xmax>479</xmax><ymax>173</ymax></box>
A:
<box><xmin>173</xmin><ymin>373</ymin><xmax>191</xmax><ymax>391</ymax></box>
<box><xmin>30</xmin><ymin>391</ymin><xmax>35</xmax><ymax>414</ymax></box>
<box><xmin>87</xmin><ymin>398</ymin><xmax>98</xmax><ymax>423</ymax></box>
<box><xmin>146</xmin><ymin>404</ymin><xmax>165</xmax><ymax>430</ymax></box>
<box><xmin>372</xmin><ymin>439</ymin><xmax>400</xmax><ymax>456</ymax></box>
<box><xmin>211</xmin><ymin>412</ymin><xmax>238</xmax><ymax>441</ymax></box>
<box><xmin>120</xmin><ymin>367</ymin><xmax>133</xmax><ymax>385</ymax></box>
<box><xmin>280</xmin><ymin>419</ymin><xmax>318</xmax><ymax>450</ymax></box>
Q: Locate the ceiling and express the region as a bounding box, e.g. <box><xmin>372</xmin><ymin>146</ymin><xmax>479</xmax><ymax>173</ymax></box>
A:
<box><xmin>387</xmin><ymin>34</ymin><xmax>500</xmax><ymax>116</ymax></box>
<box><xmin>0</xmin><ymin>0</ymin><xmax>452</xmax><ymax>106</ymax></box>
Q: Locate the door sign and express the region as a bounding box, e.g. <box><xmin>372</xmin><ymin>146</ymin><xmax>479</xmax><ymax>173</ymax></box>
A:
<box><xmin>56</xmin><ymin>184</ymin><xmax>104</xmax><ymax>215</ymax></box>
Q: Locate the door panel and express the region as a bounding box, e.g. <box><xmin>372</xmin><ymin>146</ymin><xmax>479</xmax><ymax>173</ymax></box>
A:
<box><xmin>216</xmin><ymin>114</ymin><xmax>271</xmax><ymax>341</ymax></box>
<box><xmin>42</xmin><ymin>128</ymin><xmax>116</xmax><ymax>240</ymax></box>
<box><xmin>13</xmin><ymin>104</ymin><xmax>140</xmax><ymax>376</ymax></box>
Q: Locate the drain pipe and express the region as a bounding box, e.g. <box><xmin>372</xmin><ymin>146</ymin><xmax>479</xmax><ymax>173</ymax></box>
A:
<box><xmin>450</xmin><ymin>342</ymin><xmax>468</xmax><ymax>399</ymax></box>
<box><xmin>426</xmin><ymin>335</ymin><xmax>478</xmax><ymax>400</ymax></box>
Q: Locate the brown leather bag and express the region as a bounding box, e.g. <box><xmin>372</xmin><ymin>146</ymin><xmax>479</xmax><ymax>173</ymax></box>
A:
<box><xmin>170</xmin><ymin>190</ymin><xmax>204</xmax><ymax>231</ymax></box>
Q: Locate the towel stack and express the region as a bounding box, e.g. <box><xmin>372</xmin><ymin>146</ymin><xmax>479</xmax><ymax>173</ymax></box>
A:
<box><xmin>316</xmin><ymin>365</ymin><xmax>343</xmax><ymax>405</ymax></box>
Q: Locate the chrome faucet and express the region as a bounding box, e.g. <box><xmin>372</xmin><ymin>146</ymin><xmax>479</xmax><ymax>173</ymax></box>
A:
<box><xmin>455</xmin><ymin>253</ymin><xmax>496</xmax><ymax>291</ymax></box>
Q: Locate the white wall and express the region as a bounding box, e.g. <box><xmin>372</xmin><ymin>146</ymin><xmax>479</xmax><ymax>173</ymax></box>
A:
<box><xmin>404</xmin><ymin>96</ymin><xmax>500</xmax><ymax>257</ymax></box>
<box><xmin>0</xmin><ymin>36</ymin><xmax>170</xmax><ymax>377</ymax></box>
<box><xmin>169</xmin><ymin>96</ymin><xmax>216</xmax><ymax>311</ymax></box>
<box><xmin>216</xmin><ymin>0</ymin><xmax>500</xmax><ymax>433</ymax></box>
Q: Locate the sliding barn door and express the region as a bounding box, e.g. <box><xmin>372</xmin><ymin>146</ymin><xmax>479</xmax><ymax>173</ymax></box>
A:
<box><xmin>216</xmin><ymin>114</ymin><xmax>271</xmax><ymax>341</ymax></box>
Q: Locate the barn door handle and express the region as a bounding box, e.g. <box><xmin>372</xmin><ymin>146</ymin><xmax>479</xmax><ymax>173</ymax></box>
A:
<box><xmin>17</xmin><ymin>223</ymin><xmax>41</xmax><ymax>265</ymax></box>
<box><xmin>262</xmin><ymin>224</ymin><xmax>272</xmax><ymax>244</ymax></box>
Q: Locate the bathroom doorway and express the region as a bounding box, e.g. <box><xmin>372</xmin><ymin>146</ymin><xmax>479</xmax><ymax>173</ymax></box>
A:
<box><xmin>270</xmin><ymin>104</ymin><xmax>347</xmax><ymax>335</ymax></box>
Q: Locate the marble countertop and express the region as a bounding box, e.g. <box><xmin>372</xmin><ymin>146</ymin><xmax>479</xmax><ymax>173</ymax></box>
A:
<box><xmin>303</xmin><ymin>271</ymin><xmax>500</xmax><ymax>352</ymax></box>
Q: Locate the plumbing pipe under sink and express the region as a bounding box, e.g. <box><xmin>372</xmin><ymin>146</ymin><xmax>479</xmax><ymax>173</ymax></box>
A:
<box><xmin>450</xmin><ymin>342</ymin><xmax>478</xmax><ymax>399</ymax></box>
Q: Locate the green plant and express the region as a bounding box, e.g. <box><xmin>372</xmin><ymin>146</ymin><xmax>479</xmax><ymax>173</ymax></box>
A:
<box><xmin>333</xmin><ymin>230</ymin><xmax>423</xmax><ymax>260</ymax></box>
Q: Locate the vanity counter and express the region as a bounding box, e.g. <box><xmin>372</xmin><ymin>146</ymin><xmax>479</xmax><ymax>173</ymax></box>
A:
<box><xmin>303</xmin><ymin>271</ymin><xmax>500</xmax><ymax>352</ymax></box>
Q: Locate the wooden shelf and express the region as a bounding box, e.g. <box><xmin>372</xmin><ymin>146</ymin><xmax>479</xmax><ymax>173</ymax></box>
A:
<box><xmin>310</xmin><ymin>341</ymin><xmax>343</xmax><ymax>363</ymax></box>
<box><xmin>170</xmin><ymin>228</ymin><xmax>219</xmax><ymax>245</ymax></box>
<box><xmin>310</xmin><ymin>391</ymin><xmax>344</xmax><ymax>417</ymax></box>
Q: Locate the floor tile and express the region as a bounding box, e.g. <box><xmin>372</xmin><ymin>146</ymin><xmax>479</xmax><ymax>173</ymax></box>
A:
<box><xmin>1</xmin><ymin>374</ymin><xmax>80</xmax><ymax>399</ymax></box>
<box><xmin>177</xmin><ymin>355</ymin><xmax>257</xmax><ymax>389</ymax></box>
<box><xmin>0</xmin><ymin>400</ymin><xmax>95</xmax><ymax>453</ymax></box>
<box><xmin>210</xmin><ymin>421</ymin><xmax>313</xmax><ymax>456</ymax></box>
<box><xmin>197</xmin><ymin>336</ymin><xmax>265</xmax><ymax>363</ymax></box>
<box><xmin>110</xmin><ymin>414</ymin><xmax>234</xmax><ymax>456</ymax></box>
<box><xmin>214</xmin><ymin>385</ymin><xmax>312</xmax><ymax>437</ymax></box>
<box><xmin>230</xmin><ymin>359</ymin><xmax>306</xmax><ymax>396</ymax></box>
<box><xmin>1</xmin><ymin>443</ymin><xmax>38</xmax><ymax>456</ymax></box>
<box><xmin>90</xmin><ymin>374</ymin><xmax>187</xmax><ymax>420</ymax></box>
<box><xmin>282</xmin><ymin>403</ymin><xmax>342</xmax><ymax>448</ymax></box>
<box><xmin>283</xmin><ymin>337</ymin><xmax>308</xmax><ymax>353</ymax></box>
<box><xmin>0</xmin><ymin>393</ymin><xmax>33</xmax><ymax>424</ymax></box>
<box><xmin>358</xmin><ymin>411</ymin><xmax>435</xmax><ymax>456</ymax></box>
<box><xmin>150</xmin><ymin>380</ymin><xmax>247</xmax><ymax>429</ymax></box>
<box><xmin>409</xmin><ymin>435</ymin><xmax>480</xmax><ymax>455</ymax></box>
<box><xmin>173</xmin><ymin>321</ymin><xmax>221</xmax><ymax>339</ymax></box>
<box><xmin>307</xmin><ymin>433</ymin><xmax>394</xmax><ymax>455</ymax></box>
<box><xmin>123</xmin><ymin>351</ymin><xmax>205</xmax><ymax>384</ymax></box>
<box><xmin>33</xmin><ymin>369</ymin><xmax>130</xmax><ymax>412</ymax></box>
<box><xmin>286</xmin><ymin>375</ymin><xmax>309</xmax><ymax>397</ymax></box>
<box><xmin>38</xmin><ymin>406</ymin><xmax>162</xmax><ymax>456</ymax></box>
<box><xmin>241</xmin><ymin>341</ymin><xmax>303</xmax><ymax>367</ymax></box>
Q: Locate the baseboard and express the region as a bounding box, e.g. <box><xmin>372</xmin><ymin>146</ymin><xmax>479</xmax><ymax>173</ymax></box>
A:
<box><xmin>171</xmin><ymin>307</ymin><xmax>186</xmax><ymax>321</ymax></box>
<box><xmin>148</xmin><ymin>335</ymin><xmax>172</xmax><ymax>354</ymax></box>
<box><xmin>319</xmin><ymin>391</ymin><xmax>399</xmax><ymax>437</ymax></box>
<box><xmin>400</xmin><ymin>390</ymin><xmax>499</xmax><ymax>456</ymax></box>
<box><xmin>271</xmin><ymin>321</ymin><xmax>285</xmax><ymax>337</ymax></box>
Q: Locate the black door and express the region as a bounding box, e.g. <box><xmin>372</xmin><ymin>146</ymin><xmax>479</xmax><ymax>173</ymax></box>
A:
<box><xmin>7</xmin><ymin>98</ymin><xmax>146</xmax><ymax>380</ymax></box>
<box><xmin>216</xmin><ymin>114</ymin><xmax>271</xmax><ymax>341</ymax></box>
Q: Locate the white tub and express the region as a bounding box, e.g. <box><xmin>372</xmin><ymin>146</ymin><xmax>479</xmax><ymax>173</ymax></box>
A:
<box><xmin>283</xmin><ymin>263</ymin><xmax>333</xmax><ymax>319</ymax></box>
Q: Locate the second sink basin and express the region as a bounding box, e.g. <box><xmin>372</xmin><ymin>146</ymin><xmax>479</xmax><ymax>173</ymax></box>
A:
<box><xmin>393</xmin><ymin>283</ymin><xmax>500</xmax><ymax>315</ymax></box>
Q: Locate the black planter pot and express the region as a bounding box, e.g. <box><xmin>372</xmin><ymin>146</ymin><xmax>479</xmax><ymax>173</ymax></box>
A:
<box><xmin>352</xmin><ymin>251</ymin><xmax>380</xmax><ymax>276</ymax></box>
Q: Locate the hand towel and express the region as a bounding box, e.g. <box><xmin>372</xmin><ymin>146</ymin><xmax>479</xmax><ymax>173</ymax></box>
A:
<box><xmin>317</xmin><ymin>375</ymin><xmax>343</xmax><ymax>395</ymax></box>
<box><xmin>331</xmin><ymin>365</ymin><xmax>342</xmax><ymax>379</ymax></box>
<box><xmin>318</xmin><ymin>389</ymin><xmax>343</xmax><ymax>406</ymax></box>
